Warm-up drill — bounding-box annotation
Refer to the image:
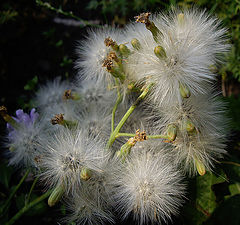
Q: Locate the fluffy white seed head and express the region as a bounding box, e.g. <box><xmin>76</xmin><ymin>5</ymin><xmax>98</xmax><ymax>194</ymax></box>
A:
<box><xmin>75</xmin><ymin>27</ymin><xmax>124</xmax><ymax>86</ymax></box>
<box><xmin>40</xmin><ymin>126</ymin><xmax>108</xmax><ymax>193</ymax></box>
<box><xmin>153</xmin><ymin>92</ymin><xmax>228</xmax><ymax>176</ymax></box>
<box><xmin>126</xmin><ymin>8</ymin><xmax>229</xmax><ymax>107</ymax></box>
<box><xmin>65</xmin><ymin>178</ymin><xmax>114</xmax><ymax>225</ymax></box>
<box><xmin>111</xmin><ymin>142</ymin><xmax>185</xmax><ymax>224</ymax></box>
<box><xmin>72</xmin><ymin>78</ymin><xmax>117</xmax><ymax>115</ymax></box>
<box><xmin>34</xmin><ymin>77</ymin><xmax>71</xmax><ymax>110</ymax></box>
<box><xmin>5</xmin><ymin>112</ymin><xmax>48</xmax><ymax>169</ymax></box>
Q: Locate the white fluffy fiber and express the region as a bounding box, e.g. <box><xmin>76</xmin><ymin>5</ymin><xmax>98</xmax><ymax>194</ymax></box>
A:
<box><xmin>75</xmin><ymin>27</ymin><xmax>125</xmax><ymax>85</ymax></box>
<box><xmin>40</xmin><ymin>126</ymin><xmax>108</xmax><ymax>193</ymax></box>
<box><xmin>126</xmin><ymin>8</ymin><xmax>229</xmax><ymax>107</ymax></box>
<box><xmin>110</xmin><ymin>142</ymin><xmax>185</xmax><ymax>224</ymax></box>
<box><xmin>152</xmin><ymin>91</ymin><xmax>228</xmax><ymax>175</ymax></box>
<box><xmin>34</xmin><ymin>77</ymin><xmax>71</xmax><ymax>110</ymax></box>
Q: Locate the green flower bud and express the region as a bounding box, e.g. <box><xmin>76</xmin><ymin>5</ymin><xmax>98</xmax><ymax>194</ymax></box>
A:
<box><xmin>167</xmin><ymin>124</ymin><xmax>177</xmax><ymax>141</ymax></box>
<box><xmin>116</xmin><ymin>138</ymin><xmax>136</xmax><ymax>162</ymax></box>
<box><xmin>131</xmin><ymin>38</ymin><xmax>141</xmax><ymax>50</ymax></box>
<box><xmin>154</xmin><ymin>46</ymin><xmax>166</xmax><ymax>59</ymax></box>
<box><xmin>48</xmin><ymin>185</ymin><xmax>65</xmax><ymax>207</ymax></box>
<box><xmin>179</xmin><ymin>83</ymin><xmax>191</xmax><ymax>98</ymax></box>
<box><xmin>119</xmin><ymin>44</ymin><xmax>131</xmax><ymax>56</ymax></box>
<box><xmin>80</xmin><ymin>167</ymin><xmax>91</xmax><ymax>181</ymax></box>
<box><xmin>195</xmin><ymin>159</ymin><xmax>206</xmax><ymax>176</ymax></box>
<box><xmin>184</xmin><ymin>119</ymin><xmax>195</xmax><ymax>133</ymax></box>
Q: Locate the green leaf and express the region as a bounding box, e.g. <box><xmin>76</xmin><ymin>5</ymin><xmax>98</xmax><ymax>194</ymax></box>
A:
<box><xmin>204</xmin><ymin>195</ymin><xmax>240</xmax><ymax>225</ymax></box>
<box><xmin>195</xmin><ymin>171</ymin><xmax>226</xmax><ymax>216</ymax></box>
<box><xmin>24</xmin><ymin>76</ymin><xmax>38</xmax><ymax>91</ymax></box>
<box><xmin>228</xmin><ymin>183</ymin><xmax>240</xmax><ymax>196</ymax></box>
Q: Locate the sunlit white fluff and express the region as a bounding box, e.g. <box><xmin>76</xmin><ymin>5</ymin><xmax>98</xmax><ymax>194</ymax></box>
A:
<box><xmin>72</xmin><ymin>78</ymin><xmax>117</xmax><ymax>115</ymax></box>
<box><xmin>34</xmin><ymin>77</ymin><xmax>71</xmax><ymax>110</ymax></box>
<box><xmin>40</xmin><ymin>126</ymin><xmax>108</xmax><ymax>193</ymax></box>
<box><xmin>65</xmin><ymin>165</ymin><xmax>114</xmax><ymax>225</ymax></box>
<box><xmin>44</xmin><ymin>100</ymin><xmax>80</xmax><ymax>125</ymax></box>
<box><xmin>153</xmin><ymin>91</ymin><xmax>228</xmax><ymax>176</ymax></box>
<box><xmin>126</xmin><ymin>8</ymin><xmax>229</xmax><ymax>107</ymax></box>
<box><xmin>111</xmin><ymin>142</ymin><xmax>185</xmax><ymax>224</ymax></box>
<box><xmin>75</xmin><ymin>27</ymin><xmax>124</xmax><ymax>86</ymax></box>
<box><xmin>65</xmin><ymin>180</ymin><xmax>114</xmax><ymax>225</ymax></box>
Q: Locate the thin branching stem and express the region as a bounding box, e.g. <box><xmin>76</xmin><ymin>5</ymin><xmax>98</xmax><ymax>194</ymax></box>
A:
<box><xmin>36</xmin><ymin>0</ymin><xmax>101</xmax><ymax>27</ymax></box>
<box><xmin>26</xmin><ymin>176</ymin><xmax>39</xmax><ymax>205</ymax></box>
<box><xmin>116</xmin><ymin>132</ymin><xmax>168</xmax><ymax>139</ymax></box>
<box><xmin>111</xmin><ymin>79</ymin><xmax>122</xmax><ymax>132</ymax></box>
<box><xmin>6</xmin><ymin>190</ymin><xmax>52</xmax><ymax>225</ymax></box>
<box><xmin>106</xmin><ymin>83</ymin><xmax>153</xmax><ymax>149</ymax></box>
<box><xmin>0</xmin><ymin>169</ymin><xmax>30</xmax><ymax>215</ymax></box>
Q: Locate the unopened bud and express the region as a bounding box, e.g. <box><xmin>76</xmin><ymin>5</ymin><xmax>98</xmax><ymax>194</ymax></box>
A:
<box><xmin>184</xmin><ymin>119</ymin><xmax>195</xmax><ymax>133</ymax></box>
<box><xmin>154</xmin><ymin>46</ymin><xmax>166</xmax><ymax>59</ymax></box>
<box><xmin>80</xmin><ymin>167</ymin><xmax>91</xmax><ymax>181</ymax></box>
<box><xmin>48</xmin><ymin>185</ymin><xmax>65</xmax><ymax>207</ymax></box>
<box><xmin>116</xmin><ymin>137</ymin><xmax>137</xmax><ymax>162</ymax></box>
<box><xmin>167</xmin><ymin>124</ymin><xmax>177</xmax><ymax>141</ymax></box>
<box><xmin>179</xmin><ymin>82</ymin><xmax>191</xmax><ymax>98</ymax></box>
<box><xmin>135</xmin><ymin>12</ymin><xmax>162</xmax><ymax>43</ymax></box>
<box><xmin>177</xmin><ymin>13</ymin><xmax>184</xmax><ymax>24</ymax></box>
<box><xmin>195</xmin><ymin>159</ymin><xmax>206</xmax><ymax>176</ymax></box>
<box><xmin>131</xmin><ymin>38</ymin><xmax>141</xmax><ymax>50</ymax></box>
<box><xmin>119</xmin><ymin>44</ymin><xmax>130</xmax><ymax>56</ymax></box>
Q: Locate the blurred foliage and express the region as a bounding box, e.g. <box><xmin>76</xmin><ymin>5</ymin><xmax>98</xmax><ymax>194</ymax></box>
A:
<box><xmin>1</xmin><ymin>0</ymin><xmax>240</xmax><ymax>225</ymax></box>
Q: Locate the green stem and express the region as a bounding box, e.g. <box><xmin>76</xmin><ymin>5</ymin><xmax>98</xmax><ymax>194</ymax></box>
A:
<box><xmin>26</xmin><ymin>176</ymin><xmax>39</xmax><ymax>205</ymax></box>
<box><xmin>36</xmin><ymin>0</ymin><xmax>101</xmax><ymax>27</ymax></box>
<box><xmin>111</xmin><ymin>94</ymin><xmax>122</xmax><ymax>132</ymax></box>
<box><xmin>111</xmin><ymin>79</ymin><xmax>122</xmax><ymax>132</ymax></box>
<box><xmin>148</xmin><ymin>135</ymin><xmax>169</xmax><ymax>139</ymax></box>
<box><xmin>106</xmin><ymin>83</ymin><xmax>153</xmax><ymax>149</ymax></box>
<box><xmin>116</xmin><ymin>133</ymin><xmax>168</xmax><ymax>139</ymax></box>
<box><xmin>1</xmin><ymin>169</ymin><xmax>30</xmax><ymax>215</ymax></box>
<box><xmin>6</xmin><ymin>190</ymin><xmax>52</xmax><ymax>225</ymax></box>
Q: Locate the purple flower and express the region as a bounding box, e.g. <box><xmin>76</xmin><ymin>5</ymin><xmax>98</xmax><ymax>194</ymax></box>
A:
<box><xmin>7</xmin><ymin>108</ymin><xmax>39</xmax><ymax>139</ymax></box>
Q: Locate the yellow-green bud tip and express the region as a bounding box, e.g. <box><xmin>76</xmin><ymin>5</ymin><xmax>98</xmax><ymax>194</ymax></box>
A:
<box><xmin>185</xmin><ymin>119</ymin><xmax>195</xmax><ymax>133</ymax></box>
<box><xmin>195</xmin><ymin>159</ymin><xmax>206</xmax><ymax>176</ymax></box>
<box><xmin>80</xmin><ymin>167</ymin><xmax>91</xmax><ymax>181</ymax></box>
<box><xmin>167</xmin><ymin>124</ymin><xmax>177</xmax><ymax>141</ymax></box>
<box><xmin>131</xmin><ymin>38</ymin><xmax>141</xmax><ymax>50</ymax></box>
<box><xmin>119</xmin><ymin>44</ymin><xmax>130</xmax><ymax>56</ymax></box>
<box><xmin>154</xmin><ymin>46</ymin><xmax>166</xmax><ymax>59</ymax></box>
<box><xmin>48</xmin><ymin>185</ymin><xmax>65</xmax><ymax>207</ymax></box>
<box><xmin>179</xmin><ymin>83</ymin><xmax>191</xmax><ymax>98</ymax></box>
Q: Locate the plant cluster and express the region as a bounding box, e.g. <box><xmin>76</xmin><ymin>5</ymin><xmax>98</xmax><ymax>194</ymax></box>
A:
<box><xmin>0</xmin><ymin>7</ymin><xmax>230</xmax><ymax>225</ymax></box>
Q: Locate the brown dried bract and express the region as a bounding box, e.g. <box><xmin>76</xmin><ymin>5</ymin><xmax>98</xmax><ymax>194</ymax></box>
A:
<box><xmin>104</xmin><ymin>37</ymin><xmax>116</xmax><ymax>47</ymax></box>
<box><xmin>135</xmin><ymin>12</ymin><xmax>151</xmax><ymax>24</ymax></box>
<box><xmin>108</xmin><ymin>52</ymin><xmax>119</xmax><ymax>62</ymax></box>
<box><xmin>0</xmin><ymin>106</ymin><xmax>7</xmax><ymax>116</ymax></box>
<box><xmin>135</xmin><ymin>129</ymin><xmax>147</xmax><ymax>141</ymax></box>
<box><xmin>102</xmin><ymin>58</ymin><xmax>113</xmax><ymax>71</ymax></box>
<box><xmin>63</xmin><ymin>90</ymin><xmax>74</xmax><ymax>100</ymax></box>
<box><xmin>51</xmin><ymin>113</ymin><xmax>64</xmax><ymax>125</ymax></box>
